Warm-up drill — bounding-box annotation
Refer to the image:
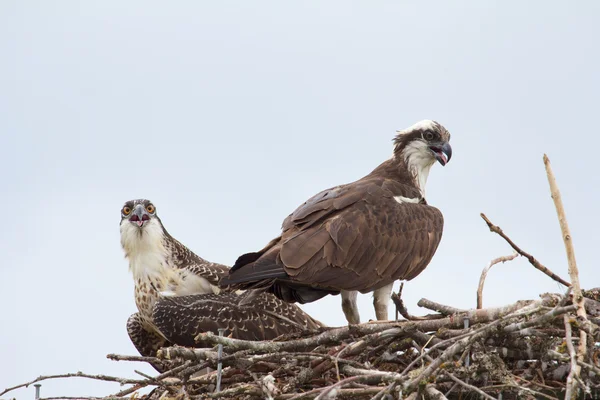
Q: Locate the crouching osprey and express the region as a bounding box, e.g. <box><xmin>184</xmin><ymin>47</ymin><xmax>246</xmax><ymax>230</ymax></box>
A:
<box><xmin>220</xmin><ymin>120</ymin><xmax>452</xmax><ymax>324</ymax></box>
<box><xmin>120</xmin><ymin>199</ymin><xmax>323</xmax><ymax>367</ymax></box>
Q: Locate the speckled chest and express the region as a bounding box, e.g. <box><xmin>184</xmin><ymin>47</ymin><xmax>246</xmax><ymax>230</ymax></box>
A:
<box><xmin>134</xmin><ymin>277</ymin><xmax>162</xmax><ymax>323</ymax></box>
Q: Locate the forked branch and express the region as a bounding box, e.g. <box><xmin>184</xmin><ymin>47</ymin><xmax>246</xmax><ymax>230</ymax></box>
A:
<box><xmin>480</xmin><ymin>213</ymin><xmax>570</xmax><ymax>287</ymax></box>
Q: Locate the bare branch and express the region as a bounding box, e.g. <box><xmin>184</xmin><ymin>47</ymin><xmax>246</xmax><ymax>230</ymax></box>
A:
<box><xmin>480</xmin><ymin>213</ymin><xmax>571</xmax><ymax>287</ymax></box>
<box><xmin>477</xmin><ymin>252</ymin><xmax>519</xmax><ymax>309</ymax></box>
<box><xmin>544</xmin><ymin>154</ymin><xmax>589</xmax><ymax>371</ymax></box>
<box><xmin>564</xmin><ymin>314</ymin><xmax>580</xmax><ymax>399</ymax></box>
<box><xmin>0</xmin><ymin>372</ymin><xmax>147</xmax><ymax>397</ymax></box>
<box><xmin>425</xmin><ymin>385</ymin><xmax>449</xmax><ymax>400</ymax></box>
<box><xmin>392</xmin><ymin>283</ymin><xmax>445</xmax><ymax>320</ymax></box>
<box><xmin>417</xmin><ymin>298</ymin><xmax>466</xmax><ymax>315</ymax></box>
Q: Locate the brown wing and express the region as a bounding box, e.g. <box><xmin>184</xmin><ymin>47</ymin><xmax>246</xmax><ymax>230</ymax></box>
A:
<box><xmin>152</xmin><ymin>293</ymin><xmax>324</xmax><ymax>347</ymax></box>
<box><xmin>278</xmin><ymin>178</ymin><xmax>443</xmax><ymax>292</ymax></box>
<box><xmin>223</xmin><ymin>177</ymin><xmax>443</xmax><ymax>296</ymax></box>
<box><xmin>126</xmin><ymin>313</ymin><xmax>171</xmax><ymax>372</ymax></box>
<box><xmin>165</xmin><ymin>236</ymin><xmax>230</xmax><ymax>286</ymax></box>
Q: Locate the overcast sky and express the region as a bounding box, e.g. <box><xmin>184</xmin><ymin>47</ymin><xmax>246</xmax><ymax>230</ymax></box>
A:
<box><xmin>1</xmin><ymin>1</ymin><xmax>599</xmax><ymax>398</ymax></box>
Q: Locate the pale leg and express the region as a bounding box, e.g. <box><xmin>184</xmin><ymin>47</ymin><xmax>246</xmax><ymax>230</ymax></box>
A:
<box><xmin>341</xmin><ymin>290</ymin><xmax>360</xmax><ymax>324</ymax></box>
<box><xmin>373</xmin><ymin>283</ymin><xmax>394</xmax><ymax>321</ymax></box>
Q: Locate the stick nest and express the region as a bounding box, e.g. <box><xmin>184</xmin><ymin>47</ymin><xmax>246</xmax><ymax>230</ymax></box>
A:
<box><xmin>108</xmin><ymin>289</ymin><xmax>600</xmax><ymax>400</ymax></box>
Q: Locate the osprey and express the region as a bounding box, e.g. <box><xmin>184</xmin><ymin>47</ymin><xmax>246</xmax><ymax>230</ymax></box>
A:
<box><xmin>120</xmin><ymin>199</ymin><xmax>323</xmax><ymax>367</ymax></box>
<box><xmin>220</xmin><ymin>120</ymin><xmax>452</xmax><ymax>324</ymax></box>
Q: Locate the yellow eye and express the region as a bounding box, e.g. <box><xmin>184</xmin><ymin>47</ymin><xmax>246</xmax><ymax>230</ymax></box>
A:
<box><xmin>146</xmin><ymin>204</ymin><xmax>155</xmax><ymax>213</ymax></box>
<box><xmin>122</xmin><ymin>206</ymin><xmax>131</xmax><ymax>215</ymax></box>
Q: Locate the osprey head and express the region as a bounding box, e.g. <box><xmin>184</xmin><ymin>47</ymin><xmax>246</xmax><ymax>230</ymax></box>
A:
<box><xmin>393</xmin><ymin>120</ymin><xmax>452</xmax><ymax>166</ymax></box>
<box><xmin>121</xmin><ymin>199</ymin><xmax>158</xmax><ymax>229</ymax></box>
<box><xmin>392</xmin><ymin>120</ymin><xmax>452</xmax><ymax>195</ymax></box>
<box><xmin>120</xmin><ymin>198</ymin><xmax>166</xmax><ymax>259</ymax></box>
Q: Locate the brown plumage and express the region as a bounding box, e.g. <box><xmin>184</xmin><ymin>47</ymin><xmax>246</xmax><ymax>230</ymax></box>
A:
<box><xmin>221</xmin><ymin>120</ymin><xmax>452</xmax><ymax>322</ymax></box>
<box><xmin>152</xmin><ymin>292</ymin><xmax>324</xmax><ymax>348</ymax></box>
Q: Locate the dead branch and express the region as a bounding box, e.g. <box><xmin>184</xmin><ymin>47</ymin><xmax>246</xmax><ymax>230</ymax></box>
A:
<box><xmin>39</xmin><ymin>398</ymin><xmax>129</xmax><ymax>400</ymax></box>
<box><xmin>0</xmin><ymin>372</ymin><xmax>148</xmax><ymax>397</ymax></box>
<box><xmin>106</xmin><ymin>354</ymin><xmax>161</xmax><ymax>363</ymax></box>
<box><xmin>424</xmin><ymin>385</ymin><xmax>449</xmax><ymax>399</ymax></box>
<box><xmin>480</xmin><ymin>213</ymin><xmax>571</xmax><ymax>287</ymax></box>
<box><xmin>416</xmin><ymin>298</ymin><xmax>466</xmax><ymax>315</ymax></box>
<box><xmin>564</xmin><ymin>314</ymin><xmax>580</xmax><ymax>399</ymax></box>
<box><xmin>477</xmin><ymin>252</ymin><xmax>519</xmax><ymax>309</ymax></box>
<box><xmin>391</xmin><ymin>288</ymin><xmax>444</xmax><ymax>321</ymax></box>
<box><xmin>544</xmin><ymin>154</ymin><xmax>589</xmax><ymax>379</ymax></box>
<box><xmin>110</xmin><ymin>360</ymin><xmax>193</xmax><ymax>397</ymax></box>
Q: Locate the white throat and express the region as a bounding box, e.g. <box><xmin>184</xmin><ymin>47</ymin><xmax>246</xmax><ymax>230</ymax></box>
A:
<box><xmin>120</xmin><ymin>219</ymin><xmax>169</xmax><ymax>282</ymax></box>
<box><xmin>400</xmin><ymin>140</ymin><xmax>435</xmax><ymax>196</ymax></box>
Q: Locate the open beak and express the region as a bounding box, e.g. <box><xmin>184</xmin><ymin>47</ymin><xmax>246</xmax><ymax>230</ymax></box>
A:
<box><xmin>430</xmin><ymin>142</ymin><xmax>452</xmax><ymax>166</ymax></box>
<box><xmin>129</xmin><ymin>205</ymin><xmax>150</xmax><ymax>227</ymax></box>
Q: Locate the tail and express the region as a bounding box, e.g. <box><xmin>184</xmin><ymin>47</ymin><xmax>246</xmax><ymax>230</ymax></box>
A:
<box><xmin>220</xmin><ymin>241</ymin><xmax>287</xmax><ymax>288</ymax></box>
<box><xmin>220</xmin><ymin>239</ymin><xmax>340</xmax><ymax>305</ymax></box>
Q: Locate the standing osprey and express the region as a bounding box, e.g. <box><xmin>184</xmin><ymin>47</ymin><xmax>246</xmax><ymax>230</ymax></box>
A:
<box><xmin>220</xmin><ymin>120</ymin><xmax>452</xmax><ymax>324</ymax></box>
<box><xmin>120</xmin><ymin>199</ymin><xmax>323</xmax><ymax>366</ymax></box>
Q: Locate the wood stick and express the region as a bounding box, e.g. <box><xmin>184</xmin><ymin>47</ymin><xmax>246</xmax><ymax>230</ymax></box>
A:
<box><xmin>480</xmin><ymin>213</ymin><xmax>571</xmax><ymax>286</ymax></box>
<box><xmin>110</xmin><ymin>360</ymin><xmax>192</xmax><ymax>397</ymax></box>
<box><xmin>277</xmin><ymin>387</ymin><xmax>384</xmax><ymax>399</ymax></box>
<box><xmin>0</xmin><ymin>372</ymin><xmax>148</xmax><ymax>397</ymax></box>
<box><xmin>39</xmin><ymin>398</ymin><xmax>128</xmax><ymax>400</ymax></box>
<box><xmin>417</xmin><ymin>298</ymin><xmax>466</xmax><ymax>315</ymax></box>
<box><xmin>392</xmin><ymin>283</ymin><xmax>445</xmax><ymax>320</ymax></box>
<box><xmin>477</xmin><ymin>252</ymin><xmax>519</xmax><ymax>309</ymax></box>
<box><xmin>543</xmin><ymin>154</ymin><xmax>588</xmax><ymax>372</ymax></box>
<box><xmin>564</xmin><ymin>314</ymin><xmax>580</xmax><ymax>400</ymax></box>
<box><xmin>425</xmin><ymin>385</ymin><xmax>449</xmax><ymax>400</ymax></box>
<box><xmin>106</xmin><ymin>354</ymin><xmax>160</xmax><ymax>363</ymax></box>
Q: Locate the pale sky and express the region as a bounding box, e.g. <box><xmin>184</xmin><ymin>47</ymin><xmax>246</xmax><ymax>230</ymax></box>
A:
<box><xmin>1</xmin><ymin>1</ymin><xmax>599</xmax><ymax>398</ymax></box>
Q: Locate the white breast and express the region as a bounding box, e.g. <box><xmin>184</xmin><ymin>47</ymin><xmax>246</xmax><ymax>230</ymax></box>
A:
<box><xmin>121</xmin><ymin>219</ymin><xmax>218</xmax><ymax>311</ymax></box>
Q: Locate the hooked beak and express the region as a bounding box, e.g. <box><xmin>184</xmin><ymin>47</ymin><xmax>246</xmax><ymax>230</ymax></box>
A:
<box><xmin>429</xmin><ymin>142</ymin><xmax>452</xmax><ymax>166</ymax></box>
<box><xmin>129</xmin><ymin>205</ymin><xmax>150</xmax><ymax>227</ymax></box>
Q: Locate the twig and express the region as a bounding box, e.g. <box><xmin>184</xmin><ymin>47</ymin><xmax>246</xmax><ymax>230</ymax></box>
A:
<box><xmin>543</xmin><ymin>154</ymin><xmax>589</xmax><ymax>377</ymax></box>
<box><xmin>133</xmin><ymin>370</ymin><xmax>155</xmax><ymax>381</ymax></box>
<box><xmin>39</xmin><ymin>398</ymin><xmax>128</xmax><ymax>400</ymax></box>
<box><xmin>480</xmin><ymin>213</ymin><xmax>571</xmax><ymax>287</ymax></box>
<box><xmin>106</xmin><ymin>354</ymin><xmax>160</xmax><ymax>363</ymax></box>
<box><xmin>477</xmin><ymin>252</ymin><xmax>519</xmax><ymax>309</ymax></box>
<box><xmin>564</xmin><ymin>314</ymin><xmax>580</xmax><ymax>399</ymax></box>
<box><xmin>110</xmin><ymin>360</ymin><xmax>192</xmax><ymax>397</ymax></box>
<box><xmin>424</xmin><ymin>385</ymin><xmax>449</xmax><ymax>399</ymax></box>
<box><xmin>370</xmin><ymin>382</ymin><xmax>398</xmax><ymax>400</ymax></box>
<box><xmin>503</xmin><ymin>304</ymin><xmax>576</xmax><ymax>333</ymax></box>
<box><xmin>277</xmin><ymin>388</ymin><xmax>383</xmax><ymax>399</ymax></box>
<box><xmin>416</xmin><ymin>298</ymin><xmax>466</xmax><ymax>315</ymax></box>
<box><xmin>0</xmin><ymin>372</ymin><xmax>147</xmax><ymax>397</ymax></box>
<box><xmin>392</xmin><ymin>283</ymin><xmax>444</xmax><ymax>321</ymax></box>
<box><xmin>442</xmin><ymin>373</ymin><xmax>496</xmax><ymax>400</ymax></box>
<box><xmin>204</xmin><ymin>383</ymin><xmax>262</xmax><ymax>398</ymax></box>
